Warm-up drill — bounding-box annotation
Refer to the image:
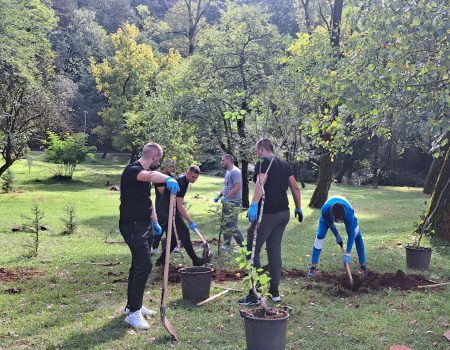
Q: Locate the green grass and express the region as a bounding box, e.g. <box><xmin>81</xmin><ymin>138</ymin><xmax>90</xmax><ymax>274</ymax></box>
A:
<box><xmin>0</xmin><ymin>154</ymin><xmax>449</xmax><ymax>349</ymax></box>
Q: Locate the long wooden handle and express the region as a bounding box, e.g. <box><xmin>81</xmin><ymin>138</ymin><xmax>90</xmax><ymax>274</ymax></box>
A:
<box><xmin>417</xmin><ymin>282</ymin><xmax>450</xmax><ymax>289</ymax></box>
<box><xmin>162</xmin><ymin>194</ymin><xmax>176</xmax><ymax>308</ymax></box>
<box><xmin>345</xmin><ymin>263</ymin><xmax>354</xmax><ymax>286</ymax></box>
<box><xmin>196</xmin><ymin>289</ymin><xmax>230</xmax><ymax>306</ymax></box>
<box><xmin>194</xmin><ymin>228</ymin><xmax>207</xmax><ymax>244</ymax></box>
<box><xmin>340</xmin><ymin>245</ymin><xmax>354</xmax><ymax>286</ymax></box>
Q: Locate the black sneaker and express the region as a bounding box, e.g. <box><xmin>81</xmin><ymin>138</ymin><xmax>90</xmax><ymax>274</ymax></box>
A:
<box><xmin>269</xmin><ymin>289</ymin><xmax>281</xmax><ymax>303</ymax></box>
<box><xmin>192</xmin><ymin>257</ymin><xmax>206</xmax><ymax>266</ymax></box>
<box><xmin>307</xmin><ymin>266</ymin><xmax>318</xmax><ymax>278</ymax></box>
<box><xmin>359</xmin><ymin>265</ymin><xmax>368</xmax><ymax>277</ymax></box>
<box><xmin>238</xmin><ymin>292</ymin><xmax>260</xmax><ymax>306</ymax></box>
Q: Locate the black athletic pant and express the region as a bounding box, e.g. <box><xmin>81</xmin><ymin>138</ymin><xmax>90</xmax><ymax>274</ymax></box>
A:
<box><xmin>158</xmin><ymin>215</ymin><xmax>199</xmax><ymax>263</ymax></box>
<box><xmin>119</xmin><ymin>221</ymin><xmax>153</xmax><ymax>312</ymax></box>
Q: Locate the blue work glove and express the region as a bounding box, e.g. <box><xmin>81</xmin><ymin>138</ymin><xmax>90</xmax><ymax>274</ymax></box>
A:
<box><xmin>294</xmin><ymin>208</ymin><xmax>303</xmax><ymax>222</ymax></box>
<box><xmin>214</xmin><ymin>195</ymin><xmax>220</xmax><ymax>203</ymax></box>
<box><xmin>165</xmin><ymin>177</ymin><xmax>180</xmax><ymax>194</ymax></box>
<box><xmin>152</xmin><ymin>221</ymin><xmax>163</xmax><ymax>236</ymax></box>
<box><xmin>189</xmin><ymin>221</ymin><xmax>197</xmax><ymax>231</ymax></box>
<box><xmin>343</xmin><ymin>254</ymin><xmax>351</xmax><ymax>265</ymax></box>
<box><xmin>247</xmin><ymin>202</ymin><xmax>259</xmax><ymax>222</ymax></box>
<box><xmin>336</xmin><ymin>234</ymin><xmax>343</xmax><ymax>246</ymax></box>
<box><xmin>221</xmin><ymin>196</ymin><xmax>228</xmax><ymax>204</ymax></box>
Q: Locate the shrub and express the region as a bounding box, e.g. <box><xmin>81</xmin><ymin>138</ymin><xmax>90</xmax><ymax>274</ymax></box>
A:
<box><xmin>1</xmin><ymin>170</ymin><xmax>14</xmax><ymax>192</ymax></box>
<box><xmin>44</xmin><ymin>132</ymin><xmax>95</xmax><ymax>179</ymax></box>
<box><xmin>61</xmin><ymin>203</ymin><xmax>77</xmax><ymax>235</ymax></box>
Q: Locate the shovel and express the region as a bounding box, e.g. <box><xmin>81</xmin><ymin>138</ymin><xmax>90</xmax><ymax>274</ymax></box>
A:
<box><xmin>160</xmin><ymin>194</ymin><xmax>179</xmax><ymax>342</ymax></box>
<box><xmin>339</xmin><ymin>242</ymin><xmax>354</xmax><ymax>287</ymax></box>
<box><xmin>194</xmin><ymin>228</ymin><xmax>212</xmax><ymax>263</ymax></box>
<box><xmin>187</xmin><ymin>289</ymin><xmax>230</xmax><ymax>311</ymax></box>
<box><xmin>172</xmin><ymin>200</ymin><xmax>185</xmax><ymax>264</ymax></box>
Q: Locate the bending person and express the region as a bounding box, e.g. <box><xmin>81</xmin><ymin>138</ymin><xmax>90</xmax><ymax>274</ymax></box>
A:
<box><xmin>155</xmin><ymin>165</ymin><xmax>209</xmax><ymax>267</ymax></box>
<box><xmin>307</xmin><ymin>195</ymin><xmax>367</xmax><ymax>277</ymax></box>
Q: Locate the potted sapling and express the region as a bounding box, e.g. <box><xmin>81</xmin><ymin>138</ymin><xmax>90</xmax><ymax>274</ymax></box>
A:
<box><xmin>236</xmin><ymin>245</ymin><xmax>290</xmax><ymax>350</ymax></box>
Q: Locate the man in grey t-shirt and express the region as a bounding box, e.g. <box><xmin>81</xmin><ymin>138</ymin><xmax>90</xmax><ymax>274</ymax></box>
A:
<box><xmin>214</xmin><ymin>154</ymin><xmax>244</xmax><ymax>249</ymax></box>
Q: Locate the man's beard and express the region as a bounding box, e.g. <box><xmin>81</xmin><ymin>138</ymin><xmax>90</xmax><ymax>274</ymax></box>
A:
<box><xmin>149</xmin><ymin>161</ymin><xmax>160</xmax><ymax>170</ymax></box>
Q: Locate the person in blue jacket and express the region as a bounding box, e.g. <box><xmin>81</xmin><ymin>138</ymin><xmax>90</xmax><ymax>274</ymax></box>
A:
<box><xmin>307</xmin><ymin>196</ymin><xmax>368</xmax><ymax>277</ymax></box>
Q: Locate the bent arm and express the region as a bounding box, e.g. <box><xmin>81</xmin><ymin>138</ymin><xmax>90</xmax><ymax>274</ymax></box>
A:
<box><xmin>176</xmin><ymin>197</ymin><xmax>194</xmax><ymax>224</ymax></box>
<box><xmin>288</xmin><ymin>175</ymin><xmax>301</xmax><ymax>208</ymax></box>
<box><xmin>227</xmin><ymin>182</ymin><xmax>241</xmax><ymax>199</ymax></box>
<box><xmin>137</xmin><ymin>170</ymin><xmax>170</xmax><ymax>183</ymax></box>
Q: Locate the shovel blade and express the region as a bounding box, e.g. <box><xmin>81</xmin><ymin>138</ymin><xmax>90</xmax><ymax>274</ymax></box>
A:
<box><xmin>160</xmin><ymin>308</ymin><xmax>179</xmax><ymax>342</ymax></box>
<box><xmin>202</xmin><ymin>243</ymin><xmax>212</xmax><ymax>263</ymax></box>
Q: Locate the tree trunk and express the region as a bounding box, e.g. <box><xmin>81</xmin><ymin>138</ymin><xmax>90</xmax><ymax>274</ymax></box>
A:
<box><xmin>372</xmin><ymin>136</ymin><xmax>380</xmax><ymax>189</ymax></box>
<box><xmin>308</xmin><ymin>0</ymin><xmax>343</xmax><ymax>208</ymax></box>
<box><xmin>0</xmin><ymin>143</ymin><xmax>14</xmax><ymax>177</ymax></box>
<box><xmin>241</xmin><ymin>159</ymin><xmax>249</xmax><ymax>208</ymax></box>
<box><xmin>130</xmin><ymin>146</ymin><xmax>139</xmax><ymax>163</ymax></box>
<box><xmin>424</xmin><ymin>157</ymin><xmax>444</xmax><ymax>194</ymax></box>
<box><xmin>422</xmin><ymin>147</ymin><xmax>450</xmax><ymax>241</ymax></box>
<box><xmin>423</xmin><ymin>132</ymin><xmax>450</xmax><ymax>194</ymax></box>
<box><xmin>335</xmin><ymin>154</ymin><xmax>353</xmax><ymax>183</ymax></box>
<box><xmin>309</xmin><ymin>152</ymin><xmax>335</xmax><ymax>208</ymax></box>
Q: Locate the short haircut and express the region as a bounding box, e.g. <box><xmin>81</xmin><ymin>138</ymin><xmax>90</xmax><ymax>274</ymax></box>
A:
<box><xmin>256</xmin><ymin>138</ymin><xmax>273</xmax><ymax>152</ymax></box>
<box><xmin>222</xmin><ymin>154</ymin><xmax>234</xmax><ymax>162</ymax></box>
<box><xmin>331</xmin><ymin>203</ymin><xmax>345</xmax><ymax>220</ymax></box>
<box><xmin>166</xmin><ymin>159</ymin><xmax>175</xmax><ymax>167</ymax></box>
<box><xmin>141</xmin><ymin>142</ymin><xmax>162</xmax><ymax>159</ymax></box>
<box><xmin>188</xmin><ymin>165</ymin><xmax>200</xmax><ymax>174</ymax></box>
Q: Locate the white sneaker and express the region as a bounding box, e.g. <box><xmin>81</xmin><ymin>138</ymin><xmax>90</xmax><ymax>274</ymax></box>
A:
<box><xmin>151</xmin><ymin>248</ymin><xmax>159</xmax><ymax>256</ymax></box>
<box><xmin>124</xmin><ymin>306</ymin><xmax>157</xmax><ymax>317</ymax></box>
<box><xmin>173</xmin><ymin>247</ymin><xmax>181</xmax><ymax>253</ymax></box>
<box><xmin>124</xmin><ymin>310</ymin><xmax>149</xmax><ymax>330</ymax></box>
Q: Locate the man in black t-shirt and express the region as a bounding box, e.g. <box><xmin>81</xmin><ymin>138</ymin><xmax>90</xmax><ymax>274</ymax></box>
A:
<box><xmin>119</xmin><ymin>143</ymin><xmax>180</xmax><ymax>330</ymax></box>
<box><xmin>238</xmin><ymin>138</ymin><xmax>303</xmax><ymax>305</ymax></box>
<box><xmin>155</xmin><ymin>165</ymin><xmax>207</xmax><ymax>266</ymax></box>
<box><xmin>151</xmin><ymin>159</ymin><xmax>176</xmax><ymax>256</ymax></box>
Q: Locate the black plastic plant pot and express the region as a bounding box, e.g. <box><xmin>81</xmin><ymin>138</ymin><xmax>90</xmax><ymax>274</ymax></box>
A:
<box><xmin>240</xmin><ymin>308</ymin><xmax>290</xmax><ymax>350</ymax></box>
<box><xmin>405</xmin><ymin>245</ymin><xmax>432</xmax><ymax>271</ymax></box>
<box><xmin>179</xmin><ymin>266</ymin><xmax>213</xmax><ymax>303</ymax></box>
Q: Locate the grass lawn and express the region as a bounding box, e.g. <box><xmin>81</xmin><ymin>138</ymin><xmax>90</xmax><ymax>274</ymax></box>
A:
<box><xmin>0</xmin><ymin>153</ymin><xmax>449</xmax><ymax>350</ymax></box>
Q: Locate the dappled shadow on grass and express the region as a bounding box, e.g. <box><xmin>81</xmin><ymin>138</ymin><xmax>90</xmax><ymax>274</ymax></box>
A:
<box><xmin>430</xmin><ymin>237</ymin><xmax>450</xmax><ymax>255</ymax></box>
<box><xmin>20</xmin><ymin>178</ymin><xmax>96</xmax><ymax>192</ymax></box>
<box><xmin>81</xmin><ymin>215</ymin><xmax>120</xmax><ymax>231</ymax></box>
<box><xmin>53</xmin><ymin>316</ymin><xmax>126</xmax><ymax>350</ymax></box>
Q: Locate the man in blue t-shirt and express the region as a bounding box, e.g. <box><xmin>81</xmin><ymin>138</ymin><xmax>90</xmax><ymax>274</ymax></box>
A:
<box><xmin>307</xmin><ymin>195</ymin><xmax>368</xmax><ymax>277</ymax></box>
<box><xmin>214</xmin><ymin>154</ymin><xmax>244</xmax><ymax>250</ymax></box>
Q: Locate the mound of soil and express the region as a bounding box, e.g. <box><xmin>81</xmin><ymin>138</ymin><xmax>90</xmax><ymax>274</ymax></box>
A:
<box><xmin>281</xmin><ymin>268</ymin><xmax>439</xmax><ymax>296</ymax></box>
<box><xmin>167</xmin><ymin>265</ymin><xmax>242</xmax><ymax>284</ymax></box>
<box><xmin>0</xmin><ymin>267</ymin><xmax>44</xmax><ymax>282</ymax></box>
<box><xmin>242</xmin><ymin>308</ymin><xmax>288</xmax><ymax>320</ymax></box>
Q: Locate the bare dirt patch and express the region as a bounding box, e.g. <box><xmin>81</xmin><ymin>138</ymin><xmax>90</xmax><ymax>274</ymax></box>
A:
<box><xmin>282</xmin><ymin>268</ymin><xmax>439</xmax><ymax>296</ymax></box>
<box><xmin>0</xmin><ymin>267</ymin><xmax>44</xmax><ymax>282</ymax></box>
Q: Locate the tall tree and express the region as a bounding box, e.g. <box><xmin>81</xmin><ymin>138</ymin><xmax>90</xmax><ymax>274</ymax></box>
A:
<box><xmin>419</xmin><ymin>145</ymin><xmax>450</xmax><ymax>241</ymax></box>
<box><xmin>188</xmin><ymin>3</ymin><xmax>283</xmax><ymax>207</ymax></box>
<box><xmin>0</xmin><ymin>0</ymin><xmax>58</xmax><ymax>176</ymax></box>
<box><xmin>308</xmin><ymin>0</ymin><xmax>343</xmax><ymax>208</ymax></box>
<box><xmin>161</xmin><ymin>0</ymin><xmax>217</xmax><ymax>56</ymax></box>
<box><xmin>90</xmin><ymin>23</ymin><xmax>159</xmax><ymax>159</ymax></box>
